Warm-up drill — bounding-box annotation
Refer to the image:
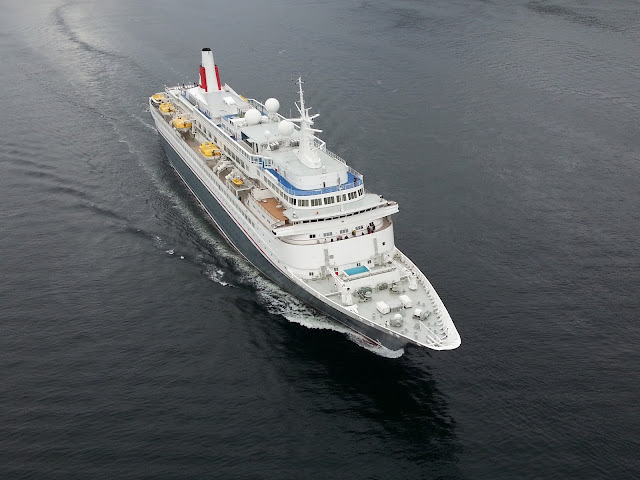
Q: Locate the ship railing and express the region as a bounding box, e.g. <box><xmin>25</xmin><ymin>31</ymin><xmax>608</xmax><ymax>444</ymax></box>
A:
<box><xmin>215</xmin><ymin>120</ymin><xmax>272</xmax><ymax>169</ymax></box>
<box><xmin>262</xmin><ymin>169</ymin><xmax>363</xmax><ymax>197</ymax></box>
<box><xmin>181</xmin><ymin>90</ymin><xmax>199</xmax><ymax>107</ymax></box>
<box><xmin>341</xmin><ymin>264</ymin><xmax>396</xmax><ymax>282</ymax></box>
<box><xmin>349</xmin><ymin>166</ymin><xmax>363</xmax><ymax>180</ymax></box>
<box><xmin>182</xmin><ymin>91</ymin><xmax>360</xmax><ymax>196</ymax></box>
<box><xmin>390</xmin><ymin>255</ymin><xmax>451</xmax><ymax>341</ymax></box>
<box><xmin>247</xmin><ymin>99</ymin><xmax>363</xmax><ymax>179</ymax></box>
<box><xmin>247</xmin><ymin>98</ymin><xmax>289</xmax><ymax>123</ymax></box>
<box><xmin>393</xmin><ymin>250</ymin><xmax>455</xmax><ymax>334</ymax></box>
<box><xmin>332</xmin><ymin>270</ymin><xmax>347</xmax><ymax>291</ymax></box>
<box><xmin>312</xmin><ymin>136</ymin><xmax>327</xmax><ymax>151</ymax></box>
<box><xmin>323</xmin><ymin>148</ymin><xmax>363</xmax><ymax>179</ymax></box>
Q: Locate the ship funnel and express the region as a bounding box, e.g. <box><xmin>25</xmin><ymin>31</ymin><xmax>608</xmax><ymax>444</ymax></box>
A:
<box><xmin>200</xmin><ymin>48</ymin><xmax>222</xmax><ymax>92</ymax></box>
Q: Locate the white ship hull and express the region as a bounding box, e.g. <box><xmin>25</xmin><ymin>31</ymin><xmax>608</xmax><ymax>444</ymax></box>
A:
<box><xmin>150</xmin><ymin>49</ymin><xmax>461</xmax><ymax>352</ymax></box>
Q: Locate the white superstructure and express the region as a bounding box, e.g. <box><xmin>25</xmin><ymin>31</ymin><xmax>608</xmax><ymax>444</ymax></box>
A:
<box><xmin>150</xmin><ymin>48</ymin><xmax>460</xmax><ymax>351</ymax></box>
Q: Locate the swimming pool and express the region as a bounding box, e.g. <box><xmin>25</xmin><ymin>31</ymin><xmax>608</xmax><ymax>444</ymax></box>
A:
<box><xmin>344</xmin><ymin>265</ymin><xmax>369</xmax><ymax>276</ymax></box>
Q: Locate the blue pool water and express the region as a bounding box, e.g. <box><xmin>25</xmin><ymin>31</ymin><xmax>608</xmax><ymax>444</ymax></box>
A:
<box><xmin>344</xmin><ymin>265</ymin><xmax>369</xmax><ymax>276</ymax></box>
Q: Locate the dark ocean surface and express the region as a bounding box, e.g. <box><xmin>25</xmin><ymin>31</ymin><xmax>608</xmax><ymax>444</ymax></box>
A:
<box><xmin>2</xmin><ymin>1</ymin><xmax>639</xmax><ymax>478</ymax></box>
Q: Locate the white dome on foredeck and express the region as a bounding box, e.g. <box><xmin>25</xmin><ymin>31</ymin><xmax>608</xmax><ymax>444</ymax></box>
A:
<box><xmin>278</xmin><ymin>120</ymin><xmax>295</xmax><ymax>137</ymax></box>
<box><xmin>265</xmin><ymin>97</ymin><xmax>280</xmax><ymax>113</ymax></box>
<box><xmin>245</xmin><ymin>108</ymin><xmax>262</xmax><ymax>125</ymax></box>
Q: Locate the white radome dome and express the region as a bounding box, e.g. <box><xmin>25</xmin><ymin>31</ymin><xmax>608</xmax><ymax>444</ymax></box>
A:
<box><xmin>245</xmin><ymin>108</ymin><xmax>262</xmax><ymax>126</ymax></box>
<box><xmin>278</xmin><ymin>120</ymin><xmax>295</xmax><ymax>137</ymax></box>
<box><xmin>265</xmin><ymin>98</ymin><xmax>280</xmax><ymax>113</ymax></box>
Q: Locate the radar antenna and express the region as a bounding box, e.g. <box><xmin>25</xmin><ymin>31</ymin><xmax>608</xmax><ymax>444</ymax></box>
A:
<box><xmin>289</xmin><ymin>77</ymin><xmax>323</xmax><ymax>168</ymax></box>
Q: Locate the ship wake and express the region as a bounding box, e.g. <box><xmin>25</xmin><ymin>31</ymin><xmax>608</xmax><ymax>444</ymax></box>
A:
<box><xmin>246</xmin><ymin>269</ymin><xmax>405</xmax><ymax>357</ymax></box>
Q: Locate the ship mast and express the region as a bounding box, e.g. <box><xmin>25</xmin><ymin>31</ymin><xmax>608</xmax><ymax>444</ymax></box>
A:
<box><xmin>291</xmin><ymin>77</ymin><xmax>322</xmax><ymax>169</ymax></box>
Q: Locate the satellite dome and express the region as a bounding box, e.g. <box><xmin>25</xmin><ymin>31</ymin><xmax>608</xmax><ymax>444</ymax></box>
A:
<box><xmin>265</xmin><ymin>98</ymin><xmax>280</xmax><ymax>113</ymax></box>
<box><xmin>245</xmin><ymin>108</ymin><xmax>262</xmax><ymax>126</ymax></box>
<box><xmin>278</xmin><ymin>120</ymin><xmax>295</xmax><ymax>137</ymax></box>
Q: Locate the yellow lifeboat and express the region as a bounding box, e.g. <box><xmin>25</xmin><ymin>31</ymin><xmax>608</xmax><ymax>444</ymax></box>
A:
<box><xmin>172</xmin><ymin>115</ymin><xmax>192</xmax><ymax>132</ymax></box>
<box><xmin>159</xmin><ymin>102</ymin><xmax>175</xmax><ymax>115</ymax></box>
<box><xmin>151</xmin><ymin>93</ymin><xmax>165</xmax><ymax>106</ymax></box>
<box><xmin>199</xmin><ymin>142</ymin><xmax>221</xmax><ymax>157</ymax></box>
<box><xmin>232</xmin><ymin>177</ymin><xmax>244</xmax><ymax>186</ymax></box>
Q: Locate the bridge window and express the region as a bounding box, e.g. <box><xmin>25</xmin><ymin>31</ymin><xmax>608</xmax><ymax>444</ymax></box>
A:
<box><xmin>309</xmin><ymin>234</ymin><xmax>316</xmax><ymax>239</ymax></box>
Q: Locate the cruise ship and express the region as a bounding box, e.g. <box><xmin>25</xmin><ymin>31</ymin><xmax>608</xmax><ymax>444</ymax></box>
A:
<box><xmin>150</xmin><ymin>48</ymin><xmax>461</xmax><ymax>351</ymax></box>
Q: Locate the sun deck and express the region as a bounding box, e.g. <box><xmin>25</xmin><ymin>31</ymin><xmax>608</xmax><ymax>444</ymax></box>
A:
<box><xmin>257</xmin><ymin>197</ymin><xmax>287</xmax><ymax>222</ymax></box>
<box><xmin>265</xmin><ymin>168</ymin><xmax>362</xmax><ymax>196</ymax></box>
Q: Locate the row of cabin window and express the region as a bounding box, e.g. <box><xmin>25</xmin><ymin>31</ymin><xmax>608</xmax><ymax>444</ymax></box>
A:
<box><xmin>292</xmin><ymin>205</ymin><xmax>381</xmax><ymax>225</ymax></box>
<box><xmin>240</xmin><ymin>205</ymin><xmax>256</xmax><ymax>229</ymax></box>
<box><xmin>195</xmin><ymin>122</ymin><xmax>219</xmax><ymax>145</ymax></box>
<box><xmin>309</xmin><ymin>225</ymin><xmax>366</xmax><ymax>239</ymax></box>
<box><xmin>284</xmin><ymin>188</ymin><xmax>364</xmax><ymax>208</ymax></box>
<box><xmin>222</xmin><ymin>145</ymin><xmax>246</xmax><ymax>170</ymax></box>
<box><xmin>259</xmin><ymin>168</ymin><xmax>364</xmax><ymax>209</ymax></box>
<box><xmin>212</xmin><ymin>169</ymin><xmax>258</xmax><ymax>230</ymax></box>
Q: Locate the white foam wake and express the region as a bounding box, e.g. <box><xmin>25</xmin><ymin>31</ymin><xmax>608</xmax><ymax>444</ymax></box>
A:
<box><xmin>204</xmin><ymin>264</ymin><xmax>231</xmax><ymax>287</ymax></box>
<box><xmin>346</xmin><ymin>333</ymin><xmax>405</xmax><ymax>358</ymax></box>
<box><xmin>244</xmin><ymin>270</ymin><xmax>405</xmax><ymax>357</ymax></box>
<box><xmin>132</xmin><ymin>111</ymin><xmax>158</xmax><ymax>133</ymax></box>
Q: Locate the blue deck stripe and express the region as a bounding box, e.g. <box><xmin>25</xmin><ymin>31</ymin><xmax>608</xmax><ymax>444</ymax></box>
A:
<box><xmin>265</xmin><ymin>169</ymin><xmax>361</xmax><ymax>196</ymax></box>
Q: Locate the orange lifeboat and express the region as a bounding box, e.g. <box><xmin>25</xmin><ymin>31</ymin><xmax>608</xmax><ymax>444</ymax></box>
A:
<box><xmin>172</xmin><ymin>115</ymin><xmax>192</xmax><ymax>132</ymax></box>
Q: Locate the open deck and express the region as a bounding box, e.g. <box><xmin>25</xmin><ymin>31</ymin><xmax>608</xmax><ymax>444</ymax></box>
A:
<box><xmin>300</xmin><ymin>250</ymin><xmax>460</xmax><ymax>349</ymax></box>
<box><xmin>257</xmin><ymin>197</ymin><xmax>287</xmax><ymax>222</ymax></box>
<box><xmin>176</xmin><ymin>121</ymin><xmax>288</xmax><ymax>226</ymax></box>
<box><xmin>265</xmin><ymin>168</ymin><xmax>362</xmax><ymax>196</ymax></box>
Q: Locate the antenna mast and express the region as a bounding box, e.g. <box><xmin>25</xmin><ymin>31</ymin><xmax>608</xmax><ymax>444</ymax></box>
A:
<box><xmin>291</xmin><ymin>77</ymin><xmax>322</xmax><ymax>168</ymax></box>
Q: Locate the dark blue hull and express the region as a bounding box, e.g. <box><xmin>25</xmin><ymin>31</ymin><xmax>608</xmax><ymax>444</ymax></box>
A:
<box><xmin>158</xmin><ymin>134</ymin><xmax>408</xmax><ymax>351</ymax></box>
